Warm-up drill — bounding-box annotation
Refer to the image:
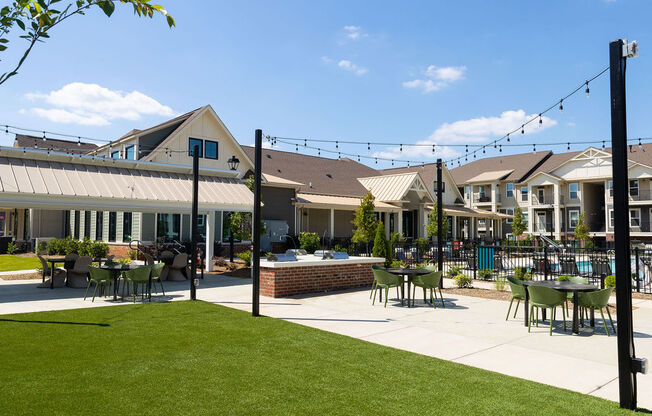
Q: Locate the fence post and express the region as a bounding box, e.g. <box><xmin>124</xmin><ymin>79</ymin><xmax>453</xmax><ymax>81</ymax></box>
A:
<box><xmin>635</xmin><ymin>247</ymin><xmax>640</xmax><ymax>293</ymax></box>
<box><xmin>472</xmin><ymin>245</ymin><xmax>477</xmax><ymax>279</ymax></box>
<box><xmin>543</xmin><ymin>246</ymin><xmax>548</xmax><ymax>280</ymax></box>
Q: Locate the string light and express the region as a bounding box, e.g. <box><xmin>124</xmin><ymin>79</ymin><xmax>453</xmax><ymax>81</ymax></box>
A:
<box><xmin>639</xmin><ymin>138</ymin><xmax>642</xmax><ymax>149</ymax></box>
<box><xmin>585</xmin><ymin>81</ymin><xmax>590</xmax><ymax>97</ymax></box>
<box><xmin>539</xmin><ymin>114</ymin><xmax>543</xmax><ymax>125</ymax></box>
<box><xmin>499</xmin><ymin>145</ymin><xmax>502</xmax><ymax>153</ymax></box>
<box><xmin>432</xmin><ymin>144</ymin><xmax>435</xmax><ymax>154</ymax></box>
<box><xmin>77</xmin><ymin>137</ymin><xmax>81</xmax><ymax>147</ymax></box>
<box><xmin>521</xmin><ymin>125</ymin><xmax>525</xmax><ymax>135</ymax></box>
<box><xmin>482</xmin><ymin>146</ymin><xmax>486</xmax><ymax>154</ymax></box>
<box><xmin>602</xmin><ymin>141</ymin><xmax>605</xmax><ymax>150</ymax></box>
<box><xmin>507</xmin><ymin>134</ymin><xmax>510</xmax><ymax>142</ymax></box>
<box><xmin>400</xmin><ymin>144</ymin><xmax>403</xmax><ymax>152</ymax></box>
<box><xmin>567</xmin><ymin>142</ymin><xmax>570</xmax><ymax>151</ymax></box>
<box><xmin>317</xmin><ymin>148</ymin><xmax>320</xmax><ymax>156</ymax></box>
<box><xmin>367</xmin><ymin>142</ymin><xmax>370</xmax><ymax>151</ymax></box>
<box><xmin>304</xmin><ymin>139</ymin><xmax>307</xmax><ymax>147</ymax></box>
<box><xmin>336</xmin><ymin>140</ymin><xmax>338</xmax><ymax>149</ymax></box>
<box><xmin>533</xmin><ymin>144</ymin><xmax>536</xmax><ymax>153</ymax></box>
<box><xmin>42</xmin><ymin>131</ymin><xmax>46</xmax><ymax>141</ymax></box>
<box><xmin>559</xmin><ymin>99</ymin><xmax>564</xmax><ymax>112</ymax></box>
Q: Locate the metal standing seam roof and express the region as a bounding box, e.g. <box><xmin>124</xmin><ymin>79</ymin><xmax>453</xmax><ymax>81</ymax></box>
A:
<box><xmin>466</xmin><ymin>169</ymin><xmax>514</xmax><ymax>183</ymax></box>
<box><xmin>358</xmin><ymin>172</ymin><xmax>430</xmax><ymax>202</ymax></box>
<box><xmin>0</xmin><ymin>153</ymin><xmax>254</xmax><ymax>212</ymax></box>
<box><xmin>295</xmin><ymin>193</ymin><xmax>399</xmax><ymax>211</ymax></box>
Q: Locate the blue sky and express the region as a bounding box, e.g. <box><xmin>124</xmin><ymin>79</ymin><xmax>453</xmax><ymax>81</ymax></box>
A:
<box><xmin>1</xmin><ymin>0</ymin><xmax>651</xmax><ymax>168</ymax></box>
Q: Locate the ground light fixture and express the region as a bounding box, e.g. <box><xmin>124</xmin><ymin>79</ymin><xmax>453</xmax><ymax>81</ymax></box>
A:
<box><xmin>227</xmin><ymin>155</ymin><xmax>240</xmax><ymax>170</ymax></box>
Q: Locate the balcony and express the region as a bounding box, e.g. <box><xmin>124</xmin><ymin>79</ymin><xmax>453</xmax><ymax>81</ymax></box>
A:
<box><xmin>473</xmin><ymin>194</ymin><xmax>501</xmax><ymax>204</ymax></box>
<box><xmin>531</xmin><ymin>194</ymin><xmax>565</xmax><ymax>206</ymax></box>
<box><xmin>627</xmin><ymin>188</ymin><xmax>652</xmax><ymax>202</ymax></box>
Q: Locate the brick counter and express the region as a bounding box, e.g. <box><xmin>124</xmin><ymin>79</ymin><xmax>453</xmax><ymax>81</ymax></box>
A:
<box><xmin>260</xmin><ymin>256</ymin><xmax>384</xmax><ymax>298</ymax></box>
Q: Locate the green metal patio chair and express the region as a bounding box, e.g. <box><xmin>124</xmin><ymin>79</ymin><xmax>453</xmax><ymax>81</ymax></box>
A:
<box><xmin>150</xmin><ymin>263</ymin><xmax>166</xmax><ymax>296</ymax></box>
<box><xmin>506</xmin><ymin>276</ymin><xmax>525</xmax><ymax>320</ymax></box>
<box><xmin>411</xmin><ymin>270</ymin><xmax>444</xmax><ymax>309</ymax></box>
<box><xmin>372</xmin><ymin>269</ymin><xmax>404</xmax><ymax>308</ymax></box>
<box><xmin>370</xmin><ymin>265</ymin><xmax>385</xmax><ymax>299</ymax></box>
<box><xmin>527</xmin><ymin>285</ymin><xmax>567</xmax><ymax>336</ymax></box>
<box><xmin>578</xmin><ymin>287</ymin><xmax>616</xmax><ymax>336</ymax></box>
<box><xmin>85</xmin><ymin>266</ymin><xmax>113</xmax><ymax>302</ymax></box>
<box><xmin>122</xmin><ymin>266</ymin><xmax>152</xmax><ymax>303</ymax></box>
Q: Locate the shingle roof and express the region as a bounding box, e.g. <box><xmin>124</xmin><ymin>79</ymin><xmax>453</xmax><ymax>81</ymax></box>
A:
<box><xmin>450</xmin><ymin>151</ymin><xmax>552</xmax><ymax>184</ymax></box>
<box><xmin>241</xmin><ymin>146</ymin><xmax>380</xmax><ymax>197</ymax></box>
<box><xmin>525</xmin><ymin>150</ymin><xmax>581</xmax><ymax>180</ymax></box>
<box><xmin>14</xmin><ymin>134</ymin><xmax>97</xmax><ymax>154</ymax></box>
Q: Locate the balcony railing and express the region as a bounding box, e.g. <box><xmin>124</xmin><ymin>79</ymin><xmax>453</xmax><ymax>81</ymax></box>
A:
<box><xmin>473</xmin><ymin>194</ymin><xmax>501</xmax><ymax>204</ymax></box>
<box><xmin>531</xmin><ymin>194</ymin><xmax>565</xmax><ymax>205</ymax></box>
<box><xmin>626</xmin><ymin>188</ymin><xmax>652</xmax><ymax>202</ymax></box>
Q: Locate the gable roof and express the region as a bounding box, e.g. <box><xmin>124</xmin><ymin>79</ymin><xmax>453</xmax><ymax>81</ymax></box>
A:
<box><xmin>524</xmin><ymin>150</ymin><xmax>581</xmax><ymax>181</ymax></box>
<box><xmin>241</xmin><ymin>146</ymin><xmax>380</xmax><ymax>197</ymax></box>
<box><xmin>14</xmin><ymin>134</ymin><xmax>97</xmax><ymax>154</ymax></box>
<box><xmin>450</xmin><ymin>151</ymin><xmax>551</xmax><ymax>184</ymax></box>
<box><xmin>358</xmin><ymin>172</ymin><xmax>432</xmax><ymax>203</ymax></box>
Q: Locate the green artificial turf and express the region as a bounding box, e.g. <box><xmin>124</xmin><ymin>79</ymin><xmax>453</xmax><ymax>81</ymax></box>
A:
<box><xmin>0</xmin><ymin>255</ymin><xmax>42</xmax><ymax>272</ymax></box>
<box><xmin>0</xmin><ymin>301</ymin><xmax>632</xmax><ymax>415</ymax></box>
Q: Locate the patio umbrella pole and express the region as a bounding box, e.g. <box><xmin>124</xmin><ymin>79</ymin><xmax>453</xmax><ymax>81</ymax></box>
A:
<box><xmin>436</xmin><ymin>159</ymin><xmax>443</xmax><ymax>288</ymax></box>
<box><xmin>609</xmin><ymin>38</ymin><xmax>640</xmax><ymax>410</ymax></box>
<box><xmin>252</xmin><ymin>129</ymin><xmax>262</xmax><ymax>317</ymax></box>
<box><xmin>190</xmin><ymin>144</ymin><xmax>199</xmax><ymax>301</ymax></box>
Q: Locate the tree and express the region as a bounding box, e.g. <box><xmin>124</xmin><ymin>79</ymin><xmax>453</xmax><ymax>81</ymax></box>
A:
<box><xmin>426</xmin><ymin>202</ymin><xmax>449</xmax><ymax>240</ymax></box>
<box><xmin>574</xmin><ymin>213</ymin><xmax>592</xmax><ymax>247</ymax></box>
<box><xmin>372</xmin><ymin>222</ymin><xmax>391</xmax><ymax>267</ymax></box>
<box><xmin>229</xmin><ymin>175</ymin><xmax>266</xmax><ymax>240</ymax></box>
<box><xmin>0</xmin><ymin>1</ymin><xmax>174</xmax><ymax>86</ymax></box>
<box><xmin>352</xmin><ymin>191</ymin><xmax>377</xmax><ymax>251</ymax></box>
<box><xmin>511</xmin><ymin>207</ymin><xmax>527</xmax><ymax>241</ymax></box>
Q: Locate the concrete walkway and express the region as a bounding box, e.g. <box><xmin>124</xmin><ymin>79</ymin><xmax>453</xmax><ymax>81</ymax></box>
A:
<box><xmin>1</xmin><ymin>275</ymin><xmax>651</xmax><ymax>409</ymax></box>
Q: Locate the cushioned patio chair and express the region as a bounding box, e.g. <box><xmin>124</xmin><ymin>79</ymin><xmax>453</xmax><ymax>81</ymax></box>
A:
<box><xmin>66</xmin><ymin>256</ymin><xmax>92</xmax><ymax>288</ymax></box>
<box><xmin>371</xmin><ymin>269</ymin><xmax>403</xmax><ymax>308</ymax></box>
<box><xmin>578</xmin><ymin>287</ymin><xmax>616</xmax><ymax>336</ymax></box>
<box><xmin>411</xmin><ymin>270</ymin><xmax>444</xmax><ymax>308</ymax></box>
<box><xmin>527</xmin><ymin>285</ymin><xmax>567</xmax><ymax>336</ymax></box>
<box><xmin>85</xmin><ymin>266</ymin><xmax>114</xmax><ymax>302</ymax></box>
<box><xmin>506</xmin><ymin>276</ymin><xmax>525</xmax><ymax>320</ymax></box>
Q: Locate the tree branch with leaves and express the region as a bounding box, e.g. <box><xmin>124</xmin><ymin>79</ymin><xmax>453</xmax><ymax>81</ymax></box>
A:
<box><xmin>0</xmin><ymin>0</ymin><xmax>174</xmax><ymax>86</ymax></box>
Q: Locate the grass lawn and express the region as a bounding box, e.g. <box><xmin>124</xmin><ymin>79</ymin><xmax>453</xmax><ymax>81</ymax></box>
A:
<box><xmin>0</xmin><ymin>301</ymin><xmax>632</xmax><ymax>415</ymax></box>
<box><xmin>0</xmin><ymin>254</ymin><xmax>41</xmax><ymax>272</ymax></box>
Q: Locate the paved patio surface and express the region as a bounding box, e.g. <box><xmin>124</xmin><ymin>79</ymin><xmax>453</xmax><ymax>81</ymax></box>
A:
<box><xmin>1</xmin><ymin>274</ymin><xmax>651</xmax><ymax>409</ymax></box>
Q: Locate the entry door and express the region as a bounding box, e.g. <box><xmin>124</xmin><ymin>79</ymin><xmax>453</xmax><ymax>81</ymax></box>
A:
<box><xmin>538</xmin><ymin>188</ymin><xmax>545</xmax><ymax>204</ymax></box>
<box><xmin>537</xmin><ymin>213</ymin><xmax>546</xmax><ymax>232</ymax></box>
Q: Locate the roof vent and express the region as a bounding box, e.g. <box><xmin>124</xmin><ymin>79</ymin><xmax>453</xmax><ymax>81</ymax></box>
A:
<box><xmin>266</xmin><ymin>154</ymin><xmax>272</xmax><ymax>159</ymax></box>
<box><xmin>277</xmin><ymin>169</ymin><xmax>282</xmax><ymax>173</ymax></box>
<box><xmin>326</xmin><ymin>173</ymin><xmax>332</xmax><ymax>178</ymax></box>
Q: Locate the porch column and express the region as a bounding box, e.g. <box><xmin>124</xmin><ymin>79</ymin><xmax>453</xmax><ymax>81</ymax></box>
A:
<box><xmin>397</xmin><ymin>210</ymin><xmax>403</xmax><ymax>236</ymax></box>
<box><xmin>553</xmin><ymin>183</ymin><xmax>562</xmax><ymax>240</ymax></box>
<box><xmin>384</xmin><ymin>213</ymin><xmax>390</xmax><ymax>238</ymax></box>
<box><xmin>451</xmin><ymin>215</ymin><xmax>457</xmax><ymax>239</ymax></box>
<box><xmin>469</xmin><ymin>217</ymin><xmax>475</xmax><ymax>239</ymax></box>
<box><xmin>528</xmin><ymin>185</ymin><xmax>534</xmax><ymax>234</ymax></box>
<box><xmin>330</xmin><ymin>209</ymin><xmax>335</xmax><ymax>240</ymax></box>
<box><xmin>205</xmin><ymin>211</ymin><xmax>215</xmax><ymax>272</ymax></box>
<box><xmin>491</xmin><ymin>183</ymin><xmax>497</xmax><ymax>213</ymax></box>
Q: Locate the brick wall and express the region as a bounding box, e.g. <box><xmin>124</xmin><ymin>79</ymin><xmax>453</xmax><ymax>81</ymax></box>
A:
<box><xmin>260</xmin><ymin>261</ymin><xmax>383</xmax><ymax>298</ymax></box>
<box><xmin>107</xmin><ymin>244</ymin><xmax>132</xmax><ymax>258</ymax></box>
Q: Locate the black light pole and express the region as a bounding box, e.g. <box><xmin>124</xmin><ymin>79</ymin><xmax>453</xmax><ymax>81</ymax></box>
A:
<box><xmin>436</xmin><ymin>159</ymin><xmax>444</xmax><ymax>288</ymax></box>
<box><xmin>252</xmin><ymin>129</ymin><xmax>262</xmax><ymax>317</ymax></box>
<box><xmin>190</xmin><ymin>144</ymin><xmax>199</xmax><ymax>301</ymax></box>
<box><xmin>609</xmin><ymin>38</ymin><xmax>640</xmax><ymax>410</ymax></box>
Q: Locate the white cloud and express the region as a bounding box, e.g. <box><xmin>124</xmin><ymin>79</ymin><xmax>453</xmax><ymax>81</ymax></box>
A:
<box><xmin>337</xmin><ymin>59</ymin><xmax>368</xmax><ymax>76</ymax></box>
<box><xmin>373</xmin><ymin>110</ymin><xmax>557</xmax><ymax>161</ymax></box>
<box><xmin>320</xmin><ymin>56</ymin><xmax>332</xmax><ymax>63</ymax></box>
<box><xmin>24</xmin><ymin>82</ymin><xmax>175</xmax><ymax>126</ymax></box>
<box><xmin>343</xmin><ymin>25</ymin><xmax>367</xmax><ymax>40</ymax></box>
<box><xmin>403</xmin><ymin>65</ymin><xmax>467</xmax><ymax>93</ymax></box>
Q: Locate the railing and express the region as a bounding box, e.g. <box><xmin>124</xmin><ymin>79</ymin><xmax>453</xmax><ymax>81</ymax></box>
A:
<box><xmin>473</xmin><ymin>194</ymin><xmax>501</xmax><ymax>204</ymax></box>
<box><xmin>531</xmin><ymin>194</ymin><xmax>565</xmax><ymax>205</ymax></box>
<box><xmin>627</xmin><ymin>188</ymin><xmax>652</xmax><ymax>202</ymax></box>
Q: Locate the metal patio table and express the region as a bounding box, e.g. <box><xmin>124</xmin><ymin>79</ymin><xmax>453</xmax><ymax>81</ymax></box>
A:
<box><xmin>386</xmin><ymin>268</ymin><xmax>432</xmax><ymax>307</ymax></box>
<box><xmin>43</xmin><ymin>255</ymin><xmax>66</xmax><ymax>289</ymax></box>
<box><xmin>99</xmin><ymin>263</ymin><xmax>147</xmax><ymax>301</ymax></box>
<box><xmin>521</xmin><ymin>280</ymin><xmax>599</xmax><ymax>334</ymax></box>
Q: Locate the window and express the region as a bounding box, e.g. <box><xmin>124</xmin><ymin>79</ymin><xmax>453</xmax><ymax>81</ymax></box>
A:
<box><xmin>189</xmin><ymin>138</ymin><xmax>203</xmax><ymax>157</ymax></box>
<box><xmin>108</xmin><ymin>212</ymin><xmax>117</xmax><ymax>242</ymax></box>
<box><xmin>157</xmin><ymin>213</ymin><xmax>180</xmax><ymax>241</ymax></box>
<box><xmin>630</xmin><ymin>180</ymin><xmax>639</xmax><ymax>197</ymax></box>
<box><xmin>523</xmin><ymin>213</ymin><xmax>529</xmax><ymax>226</ymax></box>
<box><xmin>64</xmin><ymin>210</ymin><xmax>71</xmax><ymax>237</ymax></box>
<box><xmin>478</xmin><ymin>185</ymin><xmax>485</xmax><ymax>197</ymax></box>
<box><xmin>434</xmin><ymin>181</ymin><xmax>445</xmax><ymax>193</ymax></box>
<box><xmin>521</xmin><ymin>187</ymin><xmax>528</xmax><ymax>202</ymax></box>
<box><xmin>630</xmin><ymin>209</ymin><xmax>641</xmax><ymax>227</ymax></box>
<box><xmin>537</xmin><ymin>187</ymin><xmax>545</xmax><ymax>204</ymax></box>
<box><xmin>84</xmin><ymin>211</ymin><xmax>91</xmax><ymax>239</ymax></box>
<box><xmin>569</xmin><ymin>183</ymin><xmax>579</xmax><ymax>199</ymax></box>
<box><xmin>569</xmin><ymin>210</ymin><xmax>579</xmax><ymax>228</ymax></box>
<box><xmin>506</xmin><ymin>208</ymin><xmax>514</xmax><ymax>224</ymax></box>
<box><xmin>506</xmin><ymin>183</ymin><xmax>514</xmax><ymax>198</ymax></box>
<box><xmin>73</xmin><ymin>210</ymin><xmax>80</xmax><ymax>239</ymax></box>
<box><xmin>609</xmin><ymin>210</ymin><xmax>614</xmax><ymax>228</ymax></box>
<box><xmin>478</xmin><ymin>219</ymin><xmax>486</xmax><ymax>226</ymax></box>
<box><xmin>205</xmin><ymin>140</ymin><xmax>218</xmax><ymax>159</ymax></box>
<box><xmin>537</xmin><ymin>213</ymin><xmax>547</xmax><ymax>232</ymax></box>
<box><xmin>125</xmin><ymin>145</ymin><xmax>135</xmax><ymax>160</ymax></box>
<box><xmin>608</xmin><ymin>181</ymin><xmax>613</xmax><ymax>197</ymax></box>
<box><xmin>111</xmin><ymin>150</ymin><xmax>120</xmax><ymax>159</ymax></box>
<box><xmin>95</xmin><ymin>211</ymin><xmax>103</xmax><ymax>241</ymax></box>
<box><xmin>465</xmin><ymin>186</ymin><xmax>471</xmax><ymax>200</ymax></box>
<box><xmin>123</xmin><ymin>212</ymin><xmax>132</xmax><ymax>242</ymax></box>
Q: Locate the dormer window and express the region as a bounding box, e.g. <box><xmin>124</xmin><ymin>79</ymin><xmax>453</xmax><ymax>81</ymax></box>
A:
<box><xmin>188</xmin><ymin>138</ymin><xmax>203</xmax><ymax>157</ymax></box>
<box><xmin>205</xmin><ymin>140</ymin><xmax>218</xmax><ymax>159</ymax></box>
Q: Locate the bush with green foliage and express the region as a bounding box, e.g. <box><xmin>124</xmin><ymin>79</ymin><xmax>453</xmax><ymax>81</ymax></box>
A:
<box><xmin>514</xmin><ymin>267</ymin><xmax>533</xmax><ymax>281</ymax></box>
<box><xmin>390</xmin><ymin>232</ymin><xmax>404</xmax><ymax>246</ymax></box>
<box><xmin>447</xmin><ymin>266</ymin><xmax>462</xmax><ymax>278</ymax></box>
<box><xmin>6</xmin><ymin>241</ymin><xmax>17</xmax><ymax>254</ymax></box>
<box><xmin>333</xmin><ymin>244</ymin><xmax>348</xmax><ymax>254</ymax></box>
<box><xmin>44</xmin><ymin>237</ymin><xmax>109</xmax><ymax>258</ymax></box>
<box><xmin>454</xmin><ymin>273</ymin><xmax>473</xmax><ymax>288</ymax></box>
<box><xmin>236</xmin><ymin>251</ymin><xmax>252</xmax><ymax>267</ymax></box>
<box><xmin>298</xmin><ymin>232</ymin><xmax>321</xmax><ymax>254</ymax></box>
<box><xmin>557</xmin><ymin>275</ymin><xmax>572</xmax><ymax>282</ymax></box>
<box><xmin>351</xmin><ymin>191</ymin><xmax>377</xmax><ymax>247</ymax></box>
<box><xmin>495</xmin><ymin>276</ymin><xmax>506</xmax><ymax>291</ymax></box>
<box><xmin>371</xmin><ymin>222</ymin><xmax>391</xmax><ymax>267</ymax></box>
<box><xmin>605</xmin><ymin>275</ymin><xmax>616</xmax><ymax>288</ymax></box>
<box><xmin>416</xmin><ymin>237</ymin><xmax>429</xmax><ymax>258</ymax></box>
<box><xmin>390</xmin><ymin>259</ymin><xmax>406</xmax><ymax>269</ymax></box>
<box><xmin>477</xmin><ymin>269</ymin><xmax>493</xmax><ymax>280</ymax></box>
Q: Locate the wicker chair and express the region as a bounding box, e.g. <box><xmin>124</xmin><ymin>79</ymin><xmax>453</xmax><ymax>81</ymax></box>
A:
<box><xmin>167</xmin><ymin>253</ymin><xmax>188</xmax><ymax>281</ymax></box>
<box><xmin>36</xmin><ymin>254</ymin><xmax>66</xmax><ymax>288</ymax></box>
<box><xmin>66</xmin><ymin>256</ymin><xmax>92</xmax><ymax>288</ymax></box>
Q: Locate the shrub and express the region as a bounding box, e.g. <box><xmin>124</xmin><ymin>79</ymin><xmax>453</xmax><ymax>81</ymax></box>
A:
<box><xmin>416</xmin><ymin>237</ymin><xmax>429</xmax><ymax>258</ymax></box>
<box><xmin>477</xmin><ymin>269</ymin><xmax>493</xmax><ymax>280</ymax></box>
<box><xmin>605</xmin><ymin>275</ymin><xmax>616</xmax><ymax>288</ymax></box>
<box><xmin>454</xmin><ymin>273</ymin><xmax>473</xmax><ymax>288</ymax></box>
<box><xmin>446</xmin><ymin>266</ymin><xmax>462</xmax><ymax>278</ymax></box>
<box><xmin>128</xmin><ymin>250</ymin><xmax>138</xmax><ymax>260</ymax></box>
<box><xmin>390</xmin><ymin>259</ymin><xmax>406</xmax><ymax>269</ymax></box>
<box><xmin>372</xmin><ymin>222</ymin><xmax>391</xmax><ymax>268</ymax></box>
<box><xmin>298</xmin><ymin>232</ymin><xmax>321</xmax><ymax>254</ymax></box>
<box><xmin>514</xmin><ymin>267</ymin><xmax>533</xmax><ymax>281</ymax></box>
<box><xmin>36</xmin><ymin>241</ymin><xmax>47</xmax><ymax>254</ymax></box>
<box><xmin>558</xmin><ymin>275</ymin><xmax>572</xmax><ymax>282</ymax></box>
<box><xmin>6</xmin><ymin>241</ymin><xmax>17</xmax><ymax>254</ymax></box>
<box><xmin>495</xmin><ymin>276</ymin><xmax>506</xmax><ymax>291</ymax></box>
<box><xmin>236</xmin><ymin>251</ymin><xmax>252</xmax><ymax>267</ymax></box>
<box><xmin>389</xmin><ymin>232</ymin><xmax>404</xmax><ymax>246</ymax></box>
<box><xmin>333</xmin><ymin>244</ymin><xmax>348</xmax><ymax>253</ymax></box>
<box><xmin>90</xmin><ymin>241</ymin><xmax>109</xmax><ymax>258</ymax></box>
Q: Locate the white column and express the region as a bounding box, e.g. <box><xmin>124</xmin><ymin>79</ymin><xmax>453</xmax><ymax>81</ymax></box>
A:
<box><xmin>330</xmin><ymin>208</ymin><xmax>335</xmax><ymax>240</ymax></box>
<box><xmin>397</xmin><ymin>210</ymin><xmax>403</xmax><ymax>236</ymax></box>
<box><xmin>527</xmin><ymin>185</ymin><xmax>534</xmax><ymax>234</ymax></box>
<box><xmin>491</xmin><ymin>183</ymin><xmax>497</xmax><ymax>213</ymax></box>
<box><xmin>553</xmin><ymin>183</ymin><xmax>561</xmax><ymax>240</ymax></box>
<box><xmin>205</xmin><ymin>211</ymin><xmax>215</xmax><ymax>272</ymax></box>
<box><xmin>452</xmin><ymin>216</ymin><xmax>457</xmax><ymax>239</ymax></box>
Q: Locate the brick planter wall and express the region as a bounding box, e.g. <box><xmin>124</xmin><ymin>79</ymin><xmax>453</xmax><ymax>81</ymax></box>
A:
<box><xmin>260</xmin><ymin>261</ymin><xmax>383</xmax><ymax>298</ymax></box>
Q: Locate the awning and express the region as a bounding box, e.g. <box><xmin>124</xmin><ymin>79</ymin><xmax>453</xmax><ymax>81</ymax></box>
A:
<box><xmin>0</xmin><ymin>148</ymin><xmax>254</xmax><ymax>213</ymax></box>
<box><xmin>295</xmin><ymin>193</ymin><xmax>399</xmax><ymax>211</ymax></box>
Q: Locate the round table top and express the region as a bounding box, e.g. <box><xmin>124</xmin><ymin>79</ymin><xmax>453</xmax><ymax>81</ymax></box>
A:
<box><xmin>387</xmin><ymin>268</ymin><xmax>433</xmax><ymax>275</ymax></box>
<box><xmin>43</xmin><ymin>255</ymin><xmax>67</xmax><ymax>262</ymax></box>
<box><xmin>100</xmin><ymin>263</ymin><xmax>143</xmax><ymax>271</ymax></box>
<box><xmin>521</xmin><ymin>280</ymin><xmax>599</xmax><ymax>292</ymax></box>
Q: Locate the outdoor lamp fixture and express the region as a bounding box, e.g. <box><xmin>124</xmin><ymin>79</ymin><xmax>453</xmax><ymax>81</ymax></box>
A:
<box><xmin>227</xmin><ymin>155</ymin><xmax>240</xmax><ymax>170</ymax></box>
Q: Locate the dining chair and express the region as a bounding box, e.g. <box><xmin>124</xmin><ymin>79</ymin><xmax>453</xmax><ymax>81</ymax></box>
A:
<box><xmin>527</xmin><ymin>285</ymin><xmax>567</xmax><ymax>336</ymax></box>
<box><xmin>578</xmin><ymin>287</ymin><xmax>616</xmax><ymax>336</ymax></box>
<box><xmin>370</xmin><ymin>265</ymin><xmax>385</xmax><ymax>299</ymax></box>
<box><xmin>150</xmin><ymin>263</ymin><xmax>166</xmax><ymax>296</ymax></box>
<box><xmin>85</xmin><ymin>267</ymin><xmax>114</xmax><ymax>302</ymax></box>
<box><xmin>506</xmin><ymin>276</ymin><xmax>525</xmax><ymax>320</ymax></box>
<box><xmin>371</xmin><ymin>269</ymin><xmax>403</xmax><ymax>308</ymax></box>
<box><xmin>411</xmin><ymin>270</ymin><xmax>444</xmax><ymax>308</ymax></box>
<box><xmin>66</xmin><ymin>256</ymin><xmax>92</xmax><ymax>288</ymax></box>
<box><xmin>122</xmin><ymin>266</ymin><xmax>152</xmax><ymax>303</ymax></box>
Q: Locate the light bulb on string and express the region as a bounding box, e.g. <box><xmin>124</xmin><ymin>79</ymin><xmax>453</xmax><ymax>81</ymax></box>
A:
<box><xmin>77</xmin><ymin>137</ymin><xmax>81</xmax><ymax>147</ymax></box>
<box><xmin>499</xmin><ymin>145</ymin><xmax>502</xmax><ymax>153</ymax></box>
<box><xmin>559</xmin><ymin>99</ymin><xmax>564</xmax><ymax>112</ymax></box>
<box><xmin>367</xmin><ymin>142</ymin><xmax>370</xmax><ymax>151</ymax></box>
<box><xmin>295</xmin><ymin>144</ymin><xmax>298</xmax><ymax>152</ymax></box>
<box><xmin>482</xmin><ymin>146</ymin><xmax>486</xmax><ymax>154</ymax></box>
<box><xmin>391</xmin><ymin>159</ymin><xmax>394</xmax><ymax>166</ymax></box>
<box><xmin>432</xmin><ymin>144</ymin><xmax>435</xmax><ymax>154</ymax></box>
<box><xmin>639</xmin><ymin>138</ymin><xmax>642</xmax><ymax>149</ymax></box>
<box><xmin>493</xmin><ymin>142</ymin><xmax>497</xmax><ymax>149</ymax></box>
<box><xmin>507</xmin><ymin>134</ymin><xmax>510</xmax><ymax>142</ymax></box>
<box><xmin>336</xmin><ymin>141</ymin><xmax>339</xmax><ymax>149</ymax></box>
<box><xmin>602</xmin><ymin>141</ymin><xmax>605</xmax><ymax>150</ymax></box>
<box><xmin>317</xmin><ymin>148</ymin><xmax>321</xmax><ymax>156</ymax></box>
<box><xmin>42</xmin><ymin>131</ymin><xmax>46</xmax><ymax>141</ymax></box>
<box><xmin>357</xmin><ymin>155</ymin><xmax>360</xmax><ymax>162</ymax></box>
<box><xmin>400</xmin><ymin>144</ymin><xmax>403</xmax><ymax>152</ymax></box>
<box><xmin>521</xmin><ymin>125</ymin><xmax>525</xmax><ymax>135</ymax></box>
<box><xmin>4</xmin><ymin>125</ymin><xmax>7</xmax><ymax>133</ymax></box>
<box><xmin>567</xmin><ymin>142</ymin><xmax>570</xmax><ymax>151</ymax></box>
<box><xmin>533</xmin><ymin>144</ymin><xmax>536</xmax><ymax>153</ymax></box>
<box><xmin>465</xmin><ymin>144</ymin><xmax>468</xmax><ymax>154</ymax></box>
<box><xmin>585</xmin><ymin>81</ymin><xmax>590</xmax><ymax>97</ymax></box>
<box><xmin>473</xmin><ymin>152</ymin><xmax>476</xmax><ymax>159</ymax></box>
<box><xmin>14</xmin><ymin>136</ymin><xmax>18</xmax><ymax>146</ymax></box>
<box><xmin>407</xmin><ymin>161</ymin><xmax>410</xmax><ymax>167</ymax></box>
<box><xmin>375</xmin><ymin>157</ymin><xmax>378</xmax><ymax>164</ymax></box>
<box><xmin>539</xmin><ymin>114</ymin><xmax>543</xmax><ymax>125</ymax></box>
<box><xmin>304</xmin><ymin>139</ymin><xmax>307</xmax><ymax>147</ymax></box>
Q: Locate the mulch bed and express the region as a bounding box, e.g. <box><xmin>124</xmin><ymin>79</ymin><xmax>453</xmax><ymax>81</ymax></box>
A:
<box><xmin>1</xmin><ymin>272</ymin><xmax>42</xmax><ymax>280</ymax></box>
<box><xmin>208</xmin><ymin>260</ymin><xmax>251</xmax><ymax>279</ymax></box>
